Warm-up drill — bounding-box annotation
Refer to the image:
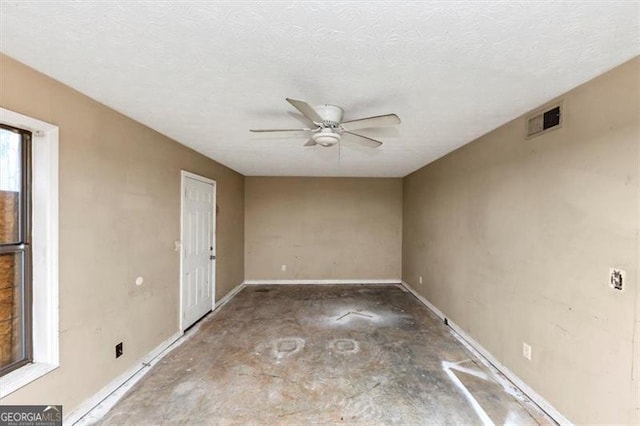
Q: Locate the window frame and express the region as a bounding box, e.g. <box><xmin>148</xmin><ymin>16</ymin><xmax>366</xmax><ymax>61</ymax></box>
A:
<box><xmin>0</xmin><ymin>123</ymin><xmax>33</xmax><ymax>376</ymax></box>
<box><xmin>0</xmin><ymin>108</ymin><xmax>59</xmax><ymax>398</ymax></box>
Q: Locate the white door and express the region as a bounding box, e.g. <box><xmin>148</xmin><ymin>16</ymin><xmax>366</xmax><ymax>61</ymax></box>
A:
<box><xmin>181</xmin><ymin>172</ymin><xmax>216</xmax><ymax>331</ymax></box>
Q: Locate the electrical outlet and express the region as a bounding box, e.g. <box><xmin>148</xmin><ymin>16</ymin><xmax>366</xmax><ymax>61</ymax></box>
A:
<box><xmin>115</xmin><ymin>342</ymin><xmax>123</xmax><ymax>359</ymax></box>
<box><xmin>609</xmin><ymin>268</ymin><xmax>625</xmax><ymax>291</ymax></box>
<box><xmin>522</xmin><ymin>342</ymin><xmax>532</xmax><ymax>360</ymax></box>
<box><xmin>419</xmin><ymin>276</ymin><xmax>423</xmax><ymax>284</ymax></box>
<box><xmin>281</xmin><ymin>264</ymin><xmax>287</xmax><ymax>272</ymax></box>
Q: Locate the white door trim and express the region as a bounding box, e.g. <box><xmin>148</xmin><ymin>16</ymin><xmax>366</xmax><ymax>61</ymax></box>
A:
<box><xmin>179</xmin><ymin>170</ymin><xmax>216</xmax><ymax>333</ymax></box>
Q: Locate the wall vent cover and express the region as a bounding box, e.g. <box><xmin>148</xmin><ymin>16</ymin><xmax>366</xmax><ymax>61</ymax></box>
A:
<box><xmin>526</xmin><ymin>103</ymin><xmax>562</xmax><ymax>138</ymax></box>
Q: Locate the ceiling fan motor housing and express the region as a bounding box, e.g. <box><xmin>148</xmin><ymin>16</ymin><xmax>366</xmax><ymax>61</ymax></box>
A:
<box><xmin>314</xmin><ymin>104</ymin><xmax>344</xmax><ymax>127</ymax></box>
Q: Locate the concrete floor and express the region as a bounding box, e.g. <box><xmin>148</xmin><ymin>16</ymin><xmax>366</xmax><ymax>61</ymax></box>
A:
<box><xmin>96</xmin><ymin>285</ymin><xmax>554</xmax><ymax>425</ymax></box>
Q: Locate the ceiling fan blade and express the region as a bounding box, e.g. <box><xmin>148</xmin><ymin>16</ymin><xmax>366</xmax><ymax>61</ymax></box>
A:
<box><xmin>304</xmin><ymin>139</ymin><xmax>317</xmax><ymax>147</ymax></box>
<box><xmin>250</xmin><ymin>128</ymin><xmax>312</xmax><ymax>133</ymax></box>
<box><xmin>341</xmin><ymin>113</ymin><xmax>400</xmax><ymax>131</ymax></box>
<box><xmin>286</xmin><ymin>98</ymin><xmax>323</xmax><ymax>123</ymax></box>
<box><xmin>343</xmin><ymin>130</ymin><xmax>383</xmax><ymax>148</ymax></box>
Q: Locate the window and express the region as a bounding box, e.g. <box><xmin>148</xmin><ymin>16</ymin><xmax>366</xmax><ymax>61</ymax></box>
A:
<box><xmin>0</xmin><ymin>124</ymin><xmax>32</xmax><ymax>376</ymax></box>
<box><xmin>0</xmin><ymin>108</ymin><xmax>58</xmax><ymax>397</ymax></box>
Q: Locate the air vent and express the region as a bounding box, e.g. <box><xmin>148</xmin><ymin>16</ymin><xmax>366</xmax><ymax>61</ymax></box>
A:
<box><xmin>526</xmin><ymin>103</ymin><xmax>562</xmax><ymax>138</ymax></box>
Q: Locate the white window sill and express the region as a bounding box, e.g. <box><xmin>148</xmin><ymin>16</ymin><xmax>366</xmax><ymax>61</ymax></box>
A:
<box><xmin>0</xmin><ymin>362</ymin><xmax>59</xmax><ymax>398</ymax></box>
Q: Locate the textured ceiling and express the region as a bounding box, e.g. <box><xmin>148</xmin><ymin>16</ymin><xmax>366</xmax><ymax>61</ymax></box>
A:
<box><xmin>0</xmin><ymin>2</ymin><xmax>638</xmax><ymax>177</ymax></box>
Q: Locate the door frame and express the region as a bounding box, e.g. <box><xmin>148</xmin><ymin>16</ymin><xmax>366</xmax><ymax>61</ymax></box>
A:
<box><xmin>179</xmin><ymin>170</ymin><xmax>217</xmax><ymax>333</ymax></box>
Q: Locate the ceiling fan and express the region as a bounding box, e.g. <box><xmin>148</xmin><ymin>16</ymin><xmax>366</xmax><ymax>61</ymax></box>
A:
<box><xmin>250</xmin><ymin>98</ymin><xmax>401</xmax><ymax>148</ymax></box>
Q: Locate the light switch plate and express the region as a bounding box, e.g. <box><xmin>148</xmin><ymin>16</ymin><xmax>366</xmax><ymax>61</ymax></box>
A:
<box><xmin>522</xmin><ymin>342</ymin><xmax>532</xmax><ymax>360</ymax></box>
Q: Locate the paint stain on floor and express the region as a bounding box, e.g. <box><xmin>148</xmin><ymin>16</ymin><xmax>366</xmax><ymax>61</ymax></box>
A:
<box><xmin>95</xmin><ymin>285</ymin><xmax>555</xmax><ymax>425</ymax></box>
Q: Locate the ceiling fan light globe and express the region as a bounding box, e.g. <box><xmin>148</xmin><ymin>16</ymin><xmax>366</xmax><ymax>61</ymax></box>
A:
<box><xmin>312</xmin><ymin>131</ymin><xmax>340</xmax><ymax>147</ymax></box>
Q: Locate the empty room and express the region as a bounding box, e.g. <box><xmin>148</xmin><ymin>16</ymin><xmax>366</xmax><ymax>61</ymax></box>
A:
<box><xmin>0</xmin><ymin>2</ymin><xmax>638</xmax><ymax>425</ymax></box>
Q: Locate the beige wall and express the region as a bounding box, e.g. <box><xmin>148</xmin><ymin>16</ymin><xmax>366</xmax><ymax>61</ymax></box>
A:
<box><xmin>0</xmin><ymin>54</ymin><xmax>245</xmax><ymax>412</ymax></box>
<box><xmin>2</xmin><ymin>50</ymin><xmax>637</xmax><ymax>424</ymax></box>
<box><xmin>245</xmin><ymin>177</ymin><xmax>402</xmax><ymax>280</ymax></box>
<box><xmin>403</xmin><ymin>57</ymin><xmax>639</xmax><ymax>424</ymax></box>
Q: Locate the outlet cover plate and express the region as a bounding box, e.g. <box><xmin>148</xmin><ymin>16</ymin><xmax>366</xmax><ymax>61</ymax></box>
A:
<box><xmin>609</xmin><ymin>268</ymin><xmax>625</xmax><ymax>291</ymax></box>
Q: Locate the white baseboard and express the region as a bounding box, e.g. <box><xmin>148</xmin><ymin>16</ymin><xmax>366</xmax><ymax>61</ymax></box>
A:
<box><xmin>65</xmin><ymin>331</ymin><xmax>182</xmax><ymax>426</ymax></box>
<box><xmin>400</xmin><ymin>281</ymin><xmax>447</xmax><ymax>320</ymax></box>
<box><xmin>243</xmin><ymin>279</ymin><xmax>401</xmax><ymax>285</ymax></box>
<box><xmin>68</xmin><ymin>280</ymin><xmax>570</xmax><ymax>425</ymax></box>
<box><xmin>67</xmin><ymin>282</ymin><xmax>245</xmax><ymax>426</ymax></box>
<box><xmin>401</xmin><ymin>281</ymin><xmax>572</xmax><ymax>426</ymax></box>
<box><xmin>215</xmin><ymin>281</ymin><xmax>246</xmax><ymax>310</ymax></box>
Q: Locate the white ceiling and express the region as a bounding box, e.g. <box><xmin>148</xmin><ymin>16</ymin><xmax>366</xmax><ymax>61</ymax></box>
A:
<box><xmin>0</xmin><ymin>2</ymin><xmax>638</xmax><ymax>177</ymax></box>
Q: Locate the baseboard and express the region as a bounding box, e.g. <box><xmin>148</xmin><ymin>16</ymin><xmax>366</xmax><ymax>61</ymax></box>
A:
<box><xmin>65</xmin><ymin>331</ymin><xmax>182</xmax><ymax>425</ymax></box>
<box><xmin>215</xmin><ymin>281</ymin><xmax>246</xmax><ymax>310</ymax></box>
<box><xmin>243</xmin><ymin>279</ymin><xmax>402</xmax><ymax>285</ymax></box>
<box><xmin>400</xmin><ymin>281</ymin><xmax>447</xmax><ymax>321</ymax></box>
<box><xmin>445</xmin><ymin>319</ymin><xmax>572</xmax><ymax>425</ymax></box>
<box><xmin>67</xmin><ymin>280</ymin><xmax>569</xmax><ymax>425</ymax></box>
<box><xmin>401</xmin><ymin>281</ymin><xmax>572</xmax><ymax>426</ymax></box>
<box><xmin>67</xmin><ymin>281</ymin><xmax>246</xmax><ymax>426</ymax></box>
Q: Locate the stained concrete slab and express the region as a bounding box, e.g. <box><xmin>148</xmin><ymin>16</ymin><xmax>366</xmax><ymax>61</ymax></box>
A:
<box><xmin>96</xmin><ymin>285</ymin><xmax>555</xmax><ymax>425</ymax></box>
